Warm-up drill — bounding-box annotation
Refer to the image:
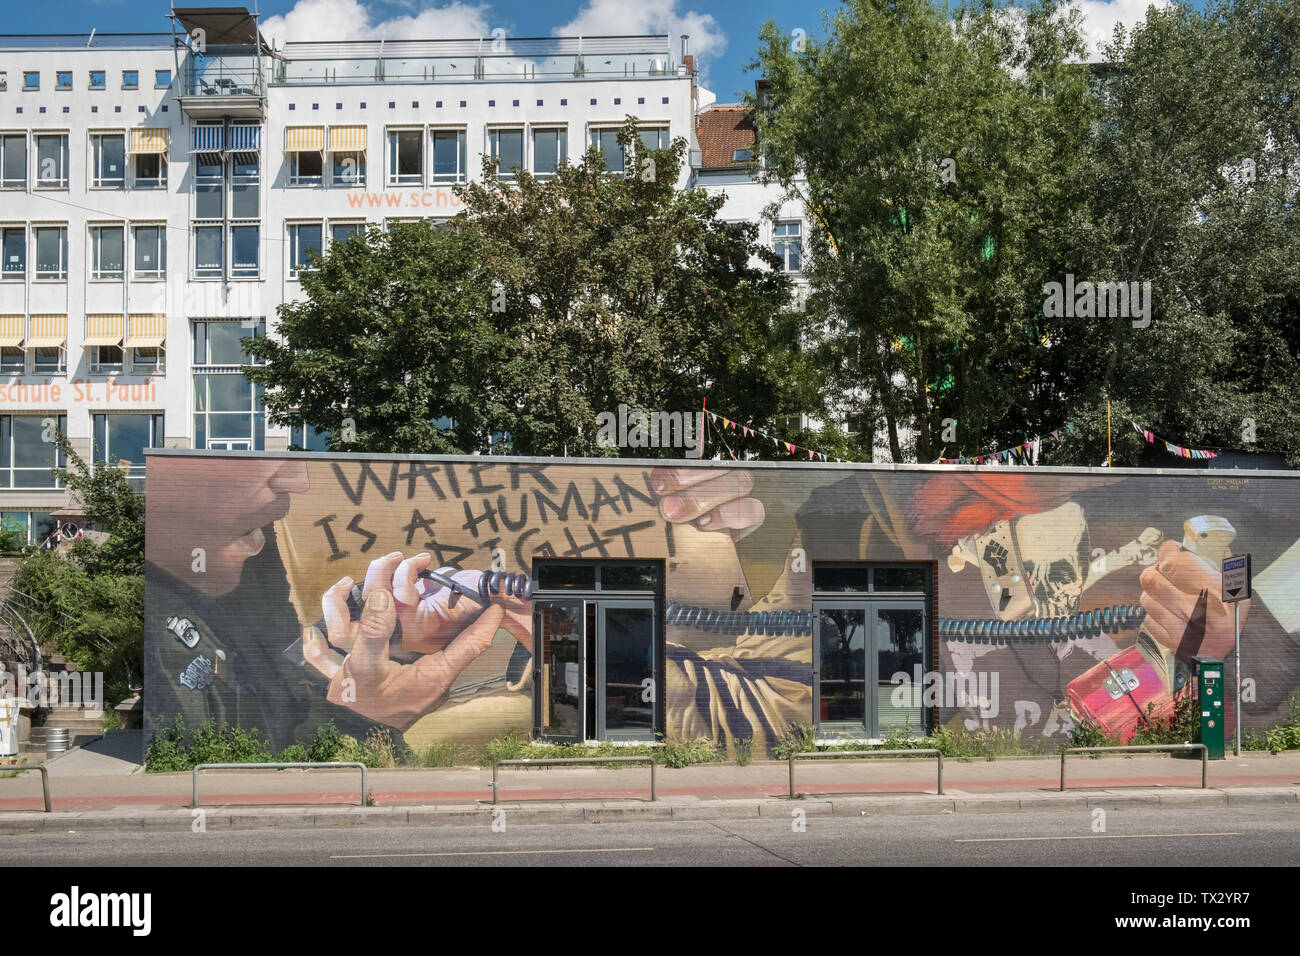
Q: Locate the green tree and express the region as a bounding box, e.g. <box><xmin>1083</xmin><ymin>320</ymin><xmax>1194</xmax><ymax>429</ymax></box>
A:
<box><xmin>749</xmin><ymin>0</ymin><xmax>1094</xmax><ymax>463</ymax></box>
<box><xmin>1047</xmin><ymin>0</ymin><xmax>1300</xmax><ymax>467</ymax></box>
<box><xmin>248</xmin><ymin>119</ymin><xmax>816</xmax><ymax>457</ymax></box>
<box><xmin>9</xmin><ymin>434</ymin><xmax>145</xmax><ymax>703</ymax></box>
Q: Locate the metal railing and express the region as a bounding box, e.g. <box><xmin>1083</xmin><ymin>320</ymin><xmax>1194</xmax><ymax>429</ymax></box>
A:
<box><xmin>789</xmin><ymin>749</ymin><xmax>944</xmax><ymax>798</ymax></box>
<box><xmin>1059</xmin><ymin>743</ymin><xmax>1208</xmax><ymax>791</ymax></box>
<box><xmin>192</xmin><ymin>762</ymin><xmax>368</xmax><ymax>808</ymax></box>
<box><xmin>492</xmin><ymin>756</ymin><xmax>656</xmax><ymax>805</ymax></box>
<box><xmin>5</xmin><ymin>763</ymin><xmax>51</xmax><ymax>812</ymax></box>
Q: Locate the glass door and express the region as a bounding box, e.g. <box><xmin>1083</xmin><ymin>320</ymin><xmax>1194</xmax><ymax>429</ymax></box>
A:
<box><xmin>599</xmin><ymin>602</ymin><xmax>656</xmax><ymax>741</ymax></box>
<box><xmin>814</xmin><ymin>600</ymin><xmax>926</xmax><ymax>737</ymax></box>
<box><xmin>533</xmin><ymin>599</ymin><xmax>584</xmax><ymax>741</ymax></box>
<box><xmin>872</xmin><ymin>604</ymin><xmax>926</xmax><ymax>736</ymax></box>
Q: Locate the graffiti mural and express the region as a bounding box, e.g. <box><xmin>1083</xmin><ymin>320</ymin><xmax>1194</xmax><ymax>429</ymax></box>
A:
<box><xmin>144</xmin><ymin>454</ymin><xmax>1300</xmax><ymax>754</ymax></box>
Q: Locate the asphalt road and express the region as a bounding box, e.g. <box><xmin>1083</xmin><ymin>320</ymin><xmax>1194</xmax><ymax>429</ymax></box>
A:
<box><xmin>4</xmin><ymin>804</ymin><xmax>1297</xmax><ymax>866</ymax></box>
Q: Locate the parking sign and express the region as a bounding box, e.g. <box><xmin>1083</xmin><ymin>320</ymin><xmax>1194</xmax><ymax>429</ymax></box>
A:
<box><xmin>1221</xmin><ymin>554</ymin><xmax>1251</xmax><ymax>603</ymax></box>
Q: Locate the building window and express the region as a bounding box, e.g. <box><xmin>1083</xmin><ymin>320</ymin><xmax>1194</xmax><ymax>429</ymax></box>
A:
<box><xmin>1</xmin><ymin>227</ymin><xmax>24</xmax><ymax>278</ymax></box>
<box><xmin>134</xmin><ymin>152</ymin><xmax>166</xmax><ymax>189</ymax></box>
<box><xmin>488</xmin><ymin>128</ymin><xmax>523</xmax><ymax>180</ymax></box>
<box><xmin>90</xmin><ymin>345</ymin><xmax>124</xmax><ymax>375</ymax></box>
<box><xmin>387</xmin><ymin>129</ymin><xmax>423</xmax><ymax>186</ymax></box>
<box><xmin>289</xmin><ymin>421</ymin><xmax>331</xmax><ymax>451</ymax></box>
<box><xmin>590</xmin><ymin>128</ymin><xmax>625</xmax><ymax>175</ymax></box>
<box><xmin>288</xmin><ymin>222</ymin><xmax>322</xmax><ymax>277</ymax></box>
<box><xmin>637</xmin><ymin>128</ymin><xmax>670</xmax><ymax>152</ymax></box>
<box><xmin>33</xmin><ymin>346</ymin><xmax>64</xmax><ymax>374</ymax></box>
<box><xmin>0</xmin><ymin>348</ymin><xmax>24</xmax><ymax>373</ymax></box>
<box><xmin>91</xmin><ymin>133</ymin><xmax>126</xmax><ymax>189</ymax></box>
<box><xmin>330</xmin><ymin>222</ymin><xmax>364</xmax><ymax>247</ymax></box>
<box><xmin>230</xmin><ymin>222</ymin><xmax>259</xmax><ymax>279</ymax></box>
<box><xmin>733</xmin><ymin>148</ymin><xmax>753</xmax><ymax>162</ymax></box>
<box><xmin>430</xmin><ymin>128</ymin><xmax>466</xmax><ymax>184</ymax></box>
<box><xmin>773</xmin><ymin>221</ymin><xmax>802</xmax><ymax>273</ymax></box>
<box><xmin>34</xmin><ymin>134</ymin><xmax>68</xmax><ymax>188</ymax></box>
<box><xmin>90</xmin><ymin>225</ymin><xmax>125</xmax><ymax>280</ymax></box>
<box><xmin>122</xmin><ymin>70</ymin><xmax>138</xmax><ymax>90</ymax></box>
<box><xmin>33</xmin><ymin>226</ymin><xmax>68</xmax><ymax>280</ymax></box>
<box><xmin>89</xmin><ymin>70</ymin><xmax>106</xmax><ymax>91</ymax></box>
<box><xmin>0</xmin><ymin>415</ymin><xmax>67</xmax><ymax>489</ymax></box>
<box><xmin>1</xmin><ymin>512</ymin><xmax>57</xmax><ymax>548</ymax></box>
<box><xmin>93</xmin><ymin>413</ymin><xmax>163</xmax><ymax>491</ymax></box>
<box><xmin>230</xmin><ymin>154</ymin><xmax>260</xmax><ymax>218</ymax></box>
<box><xmin>155</xmin><ymin>70</ymin><xmax>171</xmax><ymax>89</ymax></box>
<box><xmin>194</xmin><ymin>154</ymin><xmax>224</xmax><ymax>219</ymax></box>
<box><xmin>23</xmin><ymin>72</ymin><xmax>39</xmax><ymax>91</ymax></box>
<box><xmin>331</xmin><ymin>150</ymin><xmax>365</xmax><ymax>187</ymax></box>
<box><xmin>193</xmin><ymin>318</ymin><xmax>265</xmax><ymax>367</ymax></box>
<box><xmin>192</xmin><ymin>320</ymin><xmax>266</xmax><ymax>450</ymax></box>
<box><xmin>193</xmin><ymin>224</ymin><xmax>223</xmax><ymax>279</ymax></box>
<box><xmin>289</xmin><ymin>150</ymin><xmax>323</xmax><ymax>186</ymax></box>
<box><xmin>0</xmin><ymin>134</ymin><xmax>25</xmax><ymax>189</ymax></box>
<box><xmin>532</xmin><ymin>127</ymin><xmax>567</xmax><ymax>177</ymax></box>
<box><xmin>132</xmin><ymin>346</ymin><xmax>164</xmax><ymax>374</ymax></box>
<box><xmin>56</xmin><ymin>71</ymin><xmax>72</xmax><ymax>91</ymax></box>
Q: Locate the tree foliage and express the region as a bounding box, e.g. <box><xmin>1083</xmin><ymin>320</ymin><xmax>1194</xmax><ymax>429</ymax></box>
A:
<box><xmin>750</xmin><ymin>0</ymin><xmax>1300</xmax><ymax>465</ymax></box>
<box><xmin>248</xmin><ymin>119</ymin><xmax>816</xmax><ymax>457</ymax></box>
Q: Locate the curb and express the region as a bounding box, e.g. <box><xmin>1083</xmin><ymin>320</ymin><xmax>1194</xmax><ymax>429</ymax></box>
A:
<box><xmin>0</xmin><ymin>785</ymin><xmax>1294</xmax><ymax>832</ymax></box>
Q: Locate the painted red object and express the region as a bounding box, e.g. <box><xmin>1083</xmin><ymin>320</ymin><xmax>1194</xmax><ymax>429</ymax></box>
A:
<box><xmin>1067</xmin><ymin>646</ymin><xmax>1177</xmax><ymax>743</ymax></box>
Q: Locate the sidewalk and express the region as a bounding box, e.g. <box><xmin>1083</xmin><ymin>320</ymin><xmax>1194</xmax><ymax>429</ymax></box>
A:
<box><xmin>1</xmin><ymin>751</ymin><xmax>1296</xmax><ymax>832</ymax></box>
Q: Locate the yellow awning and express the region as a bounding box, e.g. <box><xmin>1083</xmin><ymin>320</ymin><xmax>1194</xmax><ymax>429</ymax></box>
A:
<box><xmin>285</xmin><ymin>126</ymin><xmax>325</xmax><ymax>152</ymax></box>
<box><xmin>83</xmin><ymin>313</ymin><xmax>124</xmax><ymax>347</ymax></box>
<box><xmin>0</xmin><ymin>315</ymin><xmax>24</xmax><ymax>348</ymax></box>
<box><xmin>27</xmin><ymin>314</ymin><xmax>66</xmax><ymax>349</ymax></box>
<box><xmin>125</xmin><ymin>314</ymin><xmax>167</xmax><ymax>349</ymax></box>
<box><xmin>130</xmin><ymin>128</ymin><xmax>169</xmax><ymax>155</ymax></box>
<box><xmin>328</xmin><ymin>125</ymin><xmax>366</xmax><ymax>151</ymax></box>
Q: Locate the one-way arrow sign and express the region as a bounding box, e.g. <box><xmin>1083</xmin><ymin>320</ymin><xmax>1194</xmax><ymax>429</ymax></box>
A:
<box><xmin>1221</xmin><ymin>554</ymin><xmax>1251</xmax><ymax>603</ymax></box>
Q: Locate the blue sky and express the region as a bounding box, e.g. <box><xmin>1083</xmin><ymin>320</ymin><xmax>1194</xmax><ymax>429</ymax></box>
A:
<box><xmin>6</xmin><ymin>1</ymin><xmax>1189</xmax><ymax>104</ymax></box>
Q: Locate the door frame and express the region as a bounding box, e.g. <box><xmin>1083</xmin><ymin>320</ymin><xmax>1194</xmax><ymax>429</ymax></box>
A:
<box><xmin>595</xmin><ymin>599</ymin><xmax>658</xmax><ymax>742</ymax></box>
<box><xmin>812</xmin><ymin>597</ymin><xmax>928</xmax><ymax>739</ymax></box>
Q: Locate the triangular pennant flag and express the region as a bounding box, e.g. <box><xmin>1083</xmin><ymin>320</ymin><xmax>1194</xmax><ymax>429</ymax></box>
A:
<box><xmin>785</xmin><ymin>442</ymin><xmax>795</xmax><ymax>454</ymax></box>
<box><xmin>808</xmin><ymin>449</ymin><xmax>815</xmax><ymax>460</ymax></box>
<box><xmin>710</xmin><ymin>412</ymin><xmax>718</xmax><ymax>423</ymax></box>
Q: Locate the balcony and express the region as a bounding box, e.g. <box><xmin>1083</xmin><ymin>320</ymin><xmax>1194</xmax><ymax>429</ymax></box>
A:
<box><xmin>274</xmin><ymin>35</ymin><xmax>682</xmax><ymax>86</ymax></box>
<box><xmin>179</xmin><ymin>59</ymin><xmax>266</xmax><ymax>119</ymax></box>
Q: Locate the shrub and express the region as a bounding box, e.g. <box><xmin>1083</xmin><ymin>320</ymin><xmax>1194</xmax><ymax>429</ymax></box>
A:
<box><xmin>658</xmin><ymin>737</ymin><xmax>722</xmax><ymax>768</ymax></box>
<box><xmin>733</xmin><ymin>737</ymin><xmax>753</xmax><ymax>767</ymax></box>
<box><xmin>307</xmin><ymin>721</ymin><xmax>344</xmax><ymax>763</ymax></box>
<box><xmin>418</xmin><ymin>740</ymin><xmax>460</xmax><ymax>767</ymax></box>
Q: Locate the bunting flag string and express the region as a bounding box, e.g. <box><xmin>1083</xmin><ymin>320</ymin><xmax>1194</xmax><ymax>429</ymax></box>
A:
<box><xmin>705</xmin><ymin>410</ymin><xmax>854</xmax><ymax>463</ymax></box>
<box><xmin>932</xmin><ymin>423</ymin><xmax>1075</xmax><ymax>465</ymax></box>
<box><xmin>1131</xmin><ymin>421</ymin><xmax>1219</xmax><ymax>459</ymax></box>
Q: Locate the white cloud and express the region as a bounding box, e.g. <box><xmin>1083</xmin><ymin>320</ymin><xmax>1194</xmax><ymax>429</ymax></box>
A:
<box><xmin>552</xmin><ymin>0</ymin><xmax>726</xmax><ymax>77</ymax></box>
<box><xmin>260</xmin><ymin>0</ymin><xmax>492</xmax><ymax>45</ymax></box>
<box><xmin>1071</xmin><ymin>0</ymin><xmax>1174</xmax><ymax>61</ymax></box>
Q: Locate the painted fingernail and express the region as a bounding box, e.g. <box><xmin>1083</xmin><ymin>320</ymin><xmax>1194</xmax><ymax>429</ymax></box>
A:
<box><xmin>661</xmin><ymin>497</ymin><xmax>682</xmax><ymax>519</ymax></box>
<box><xmin>651</xmin><ymin>475</ymin><xmax>666</xmax><ymax>493</ymax></box>
<box><xmin>369</xmin><ymin>590</ymin><xmax>391</xmax><ymax>611</ymax></box>
<box><xmin>698</xmin><ymin>513</ymin><xmax>712</xmax><ymax>527</ymax></box>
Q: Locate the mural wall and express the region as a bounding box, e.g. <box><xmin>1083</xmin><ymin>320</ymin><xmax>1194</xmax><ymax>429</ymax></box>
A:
<box><xmin>144</xmin><ymin>454</ymin><xmax>1300</xmax><ymax>754</ymax></box>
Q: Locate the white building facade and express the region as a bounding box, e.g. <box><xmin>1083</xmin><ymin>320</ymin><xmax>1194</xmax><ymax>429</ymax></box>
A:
<box><xmin>0</xmin><ymin>7</ymin><xmax>717</xmax><ymax>540</ymax></box>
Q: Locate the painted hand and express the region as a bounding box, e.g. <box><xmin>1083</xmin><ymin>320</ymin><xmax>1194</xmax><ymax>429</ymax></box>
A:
<box><xmin>650</xmin><ymin>467</ymin><xmax>765</xmax><ymax>542</ymax></box>
<box><xmin>303</xmin><ymin>585</ymin><xmax>506</xmax><ymax>732</ymax></box>
<box><xmin>1139</xmin><ymin>540</ymin><xmax>1248</xmax><ymax>659</ymax></box>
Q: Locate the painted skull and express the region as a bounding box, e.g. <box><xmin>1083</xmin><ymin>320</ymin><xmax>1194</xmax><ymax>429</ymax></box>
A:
<box><xmin>1013</xmin><ymin>503</ymin><xmax>1089</xmax><ymax>618</ymax></box>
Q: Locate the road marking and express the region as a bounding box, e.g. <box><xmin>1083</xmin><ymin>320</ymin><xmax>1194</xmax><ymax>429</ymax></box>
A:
<box><xmin>955</xmin><ymin>832</ymin><xmax>1241</xmax><ymax>843</ymax></box>
<box><xmin>330</xmin><ymin>846</ymin><xmax>656</xmax><ymax>859</ymax></box>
